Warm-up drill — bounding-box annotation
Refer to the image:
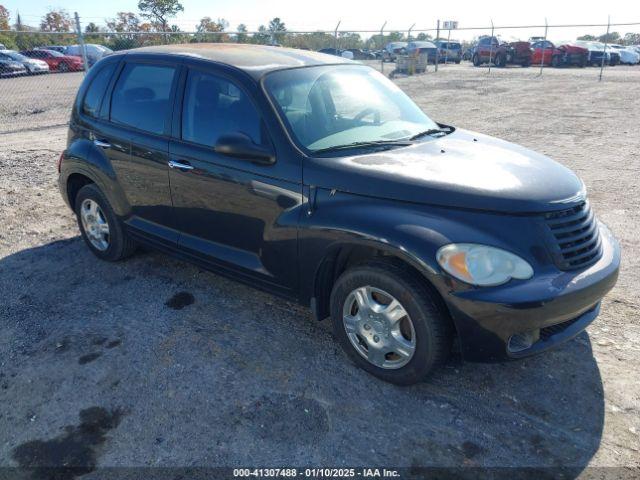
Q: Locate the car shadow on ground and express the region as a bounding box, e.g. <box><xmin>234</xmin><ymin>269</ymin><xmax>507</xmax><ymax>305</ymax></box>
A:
<box><xmin>0</xmin><ymin>238</ymin><xmax>604</xmax><ymax>475</ymax></box>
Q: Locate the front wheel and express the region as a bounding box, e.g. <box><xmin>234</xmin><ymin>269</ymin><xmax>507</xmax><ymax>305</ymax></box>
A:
<box><xmin>330</xmin><ymin>260</ymin><xmax>452</xmax><ymax>385</ymax></box>
<box><xmin>75</xmin><ymin>184</ymin><xmax>136</xmax><ymax>261</ymax></box>
<box><xmin>58</xmin><ymin>62</ymin><xmax>69</xmax><ymax>73</ymax></box>
<box><xmin>494</xmin><ymin>54</ymin><xmax>506</xmax><ymax>67</ymax></box>
<box><xmin>472</xmin><ymin>53</ymin><xmax>481</xmax><ymax>67</ymax></box>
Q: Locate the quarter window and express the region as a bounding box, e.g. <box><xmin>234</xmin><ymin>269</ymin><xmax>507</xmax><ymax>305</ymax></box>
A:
<box><xmin>181</xmin><ymin>70</ymin><xmax>263</xmax><ymax>147</ymax></box>
<box><xmin>110</xmin><ymin>63</ymin><xmax>176</xmax><ymax>135</ymax></box>
<box><xmin>82</xmin><ymin>63</ymin><xmax>116</xmax><ymax>118</ymax></box>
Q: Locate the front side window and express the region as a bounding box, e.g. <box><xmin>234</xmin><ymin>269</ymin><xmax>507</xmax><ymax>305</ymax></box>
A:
<box><xmin>110</xmin><ymin>63</ymin><xmax>176</xmax><ymax>135</ymax></box>
<box><xmin>82</xmin><ymin>63</ymin><xmax>116</xmax><ymax>118</ymax></box>
<box><xmin>264</xmin><ymin>65</ymin><xmax>439</xmax><ymax>152</ymax></box>
<box><xmin>182</xmin><ymin>69</ymin><xmax>262</xmax><ymax>147</ymax></box>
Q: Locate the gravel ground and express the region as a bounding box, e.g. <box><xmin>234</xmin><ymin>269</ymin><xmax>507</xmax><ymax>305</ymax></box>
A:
<box><xmin>0</xmin><ymin>63</ymin><xmax>639</xmax><ymax>477</ymax></box>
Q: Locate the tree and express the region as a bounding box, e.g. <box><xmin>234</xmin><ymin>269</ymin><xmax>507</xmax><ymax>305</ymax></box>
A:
<box><xmin>268</xmin><ymin>17</ymin><xmax>286</xmax><ymax>45</ymax></box>
<box><xmin>0</xmin><ymin>5</ymin><xmax>9</xmax><ymax>30</ymax></box>
<box><xmin>253</xmin><ymin>25</ymin><xmax>270</xmax><ymax>44</ymax></box>
<box><xmin>107</xmin><ymin>12</ymin><xmax>141</xmax><ymax>33</ymax></box>
<box><xmin>85</xmin><ymin>22</ymin><xmax>100</xmax><ymax>33</ymax></box>
<box><xmin>196</xmin><ymin>16</ymin><xmax>227</xmax><ymax>33</ymax></box>
<box><xmin>40</xmin><ymin>9</ymin><xmax>73</xmax><ymax>32</ymax></box>
<box><xmin>598</xmin><ymin>31</ymin><xmax>621</xmax><ymax>43</ymax></box>
<box><xmin>14</xmin><ymin>12</ymin><xmax>24</xmax><ymax>31</ymax></box>
<box><xmin>416</xmin><ymin>32</ymin><xmax>433</xmax><ymax>41</ymax></box>
<box><xmin>577</xmin><ymin>34</ymin><xmax>597</xmax><ymax>41</ymax></box>
<box><xmin>138</xmin><ymin>0</ymin><xmax>183</xmax><ymax>32</ymax></box>
<box><xmin>235</xmin><ymin>23</ymin><xmax>248</xmax><ymax>43</ymax></box>
<box><xmin>623</xmin><ymin>32</ymin><xmax>640</xmax><ymax>45</ymax></box>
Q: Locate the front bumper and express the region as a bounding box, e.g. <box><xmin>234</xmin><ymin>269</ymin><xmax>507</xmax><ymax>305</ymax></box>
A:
<box><xmin>444</xmin><ymin>223</ymin><xmax>620</xmax><ymax>362</ymax></box>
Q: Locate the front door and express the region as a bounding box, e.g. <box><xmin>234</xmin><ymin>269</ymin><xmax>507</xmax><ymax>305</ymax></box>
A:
<box><xmin>168</xmin><ymin>66</ymin><xmax>301</xmax><ymax>295</ymax></box>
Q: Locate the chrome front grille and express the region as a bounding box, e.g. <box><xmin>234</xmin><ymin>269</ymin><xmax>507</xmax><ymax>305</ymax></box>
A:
<box><xmin>544</xmin><ymin>201</ymin><xmax>602</xmax><ymax>270</ymax></box>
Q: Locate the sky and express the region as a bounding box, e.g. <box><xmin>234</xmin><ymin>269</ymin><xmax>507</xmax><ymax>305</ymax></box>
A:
<box><xmin>3</xmin><ymin>0</ymin><xmax>640</xmax><ymax>41</ymax></box>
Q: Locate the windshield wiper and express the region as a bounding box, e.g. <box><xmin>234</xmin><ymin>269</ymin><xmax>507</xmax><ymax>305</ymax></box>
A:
<box><xmin>311</xmin><ymin>140</ymin><xmax>413</xmax><ymax>154</ymax></box>
<box><xmin>409</xmin><ymin>128</ymin><xmax>450</xmax><ymax>140</ymax></box>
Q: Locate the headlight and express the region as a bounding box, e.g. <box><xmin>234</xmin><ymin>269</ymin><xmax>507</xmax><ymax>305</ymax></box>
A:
<box><xmin>436</xmin><ymin>243</ymin><xmax>533</xmax><ymax>287</ymax></box>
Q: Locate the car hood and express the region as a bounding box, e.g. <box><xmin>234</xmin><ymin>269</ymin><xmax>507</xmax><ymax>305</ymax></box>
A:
<box><xmin>307</xmin><ymin>128</ymin><xmax>585</xmax><ymax>213</ymax></box>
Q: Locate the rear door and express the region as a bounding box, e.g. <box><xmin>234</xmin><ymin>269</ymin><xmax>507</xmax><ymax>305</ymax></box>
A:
<box><xmin>168</xmin><ymin>65</ymin><xmax>301</xmax><ymax>295</ymax></box>
<box><xmin>102</xmin><ymin>59</ymin><xmax>180</xmax><ymax>247</ymax></box>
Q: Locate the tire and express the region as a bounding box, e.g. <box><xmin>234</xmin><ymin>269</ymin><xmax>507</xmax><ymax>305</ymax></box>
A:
<box><xmin>521</xmin><ymin>59</ymin><xmax>531</xmax><ymax>67</ymax></box>
<box><xmin>494</xmin><ymin>54</ymin><xmax>506</xmax><ymax>67</ymax></box>
<box><xmin>551</xmin><ymin>55</ymin><xmax>561</xmax><ymax>68</ymax></box>
<box><xmin>330</xmin><ymin>260</ymin><xmax>452</xmax><ymax>385</ymax></box>
<box><xmin>58</xmin><ymin>62</ymin><xmax>69</xmax><ymax>73</ymax></box>
<box><xmin>472</xmin><ymin>53</ymin><xmax>481</xmax><ymax>67</ymax></box>
<box><xmin>455</xmin><ymin>59</ymin><xmax>461</xmax><ymax>64</ymax></box>
<box><xmin>74</xmin><ymin>184</ymin><xmax>136</xmax><ymax>262</ymax></box>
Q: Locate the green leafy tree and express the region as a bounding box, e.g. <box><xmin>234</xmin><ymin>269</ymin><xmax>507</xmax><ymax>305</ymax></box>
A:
<box><xmin>235</xmin><ymin>23</ymin><xmax>248</xmax><ymax>43</ymax></box>
<box><xmin>85</xmin><ymin>22</ymin><xmax>100</xmax><ymax>33</ymax></box>
<box><xmin>268</xmin><ymin>17</ymin><xmax>286</xmax><ymax>44</ymax></box>
<box><xmin>577</xmin><ymin>34</ymin><xmax>597</xmax><ymax>41</ymax></box>
<box><xmin>598</xmin><ymin>31</ymin><xmax>621</xmax><ymax>43</ymax></box>
<box><xmin>137</xmin><ymin>0</ymin><xmax>184</xmax><ymax>32</ymax></box>
<box><xmin>623</xmin><ymin>32</ymin><xmax>640</xmax><ymax>45</ymax></box>
<box><xmin>253</xmin><ymin>25</ymin><xmax>270</xmax><ymax>44</ymax></box>
<box><xmin>416</xmin><ymin>32</ymin><xmax>433</xmax><ymax>41</ymax></box>
<box><xmin>40</xmin><ymin>9</ymin><xmax>73</xmax><ymax>32</ymax></box>
<box><xmin>107</xmin><ymin>12</ymin><xmax>141</xmax><ymax>33</ymax></box>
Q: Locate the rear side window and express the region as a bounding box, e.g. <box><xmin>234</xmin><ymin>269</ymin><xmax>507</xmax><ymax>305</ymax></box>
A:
<box><xmin>82</xmin><ymin>63</ymin><xmax>116</xmax><ymax>118</ymax></box>
<box><xmin>110</xmin><ymin>63</ymin><xmax>176</xmax><ymax>135</ymax></box>
<box><xmin>181</xmin><ymin>69</ymin><xmax>263</xmax><ymax>147</ymax></box>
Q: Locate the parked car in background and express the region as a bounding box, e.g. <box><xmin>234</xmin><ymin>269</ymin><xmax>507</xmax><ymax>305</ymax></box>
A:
<box><xmin>462</xmin><ymin>47</ymin><xmax>473</xmax><ymax>61</ymax></box>
<box><xmin>65</xmin><ymin>44</ymin><xmax>113</xmax><ymax>67</ymax></box>
<box><xmin>21</xmin><ymin>49</ymin><xmax>84</xmax><ymax>72</ymax></box>
<box><xmin>318</xmin><ymin>47</ymin><xmax>342</xmax><ymax>57</ymax></box>
<box><xmin>344</xmin><ymin>48</ymin><xmax>376</xmax><ymax>60</ymax></box>
<box><xmin>607</xmin><ymin>48</ymin><xmax>620</xmax><ymax>66</ymax></box>
<box><xmin>573</xmin><ymin>41</ymin><xmax>610</xmax><ymax>66</ymax></box>
<box><xmin>405</xmin><ymin>41</ymin><xmax>439</xmax><ymax>63</ymax></box>
<box><xmin>434</xmin><ymin>40</ymin><xmax>462</xmax><ymax>63</ymax></box>
<box><xmin>38</xmin><ymin>45</ymin><xmax>67</xmax><ymax>54</ymax></box>
<box><xmin>472</xmin><ymin>36</ymin><xmax>532</xmax><ymax>67</ymax></box>
<box><xmin>59</xmin><ymin>44</ymin><xmax>620</xmax><ymax>385</ymax></box>
<box><xmin>383</xmin><ymin>42</ymin><xmax>407</xmax><ymax>62</ymax></box>
<box><xmin>0</xmin><ymin>50</ymin><xmax>49</xmax><ymax>74</ymax></box>
<box><xmin>609</xmin><ymin>44</ymin><xmax>640</xmax><ymax>64</ymax></box>
<box><xmin>0</xmin><ymin>57</ymin><xmax>27</xmax><ymax>77</ymax></box>
<box><xmin>530</xmin><ymin>40</ymin><xmax>589</xmax><ymax>67</ymax></box>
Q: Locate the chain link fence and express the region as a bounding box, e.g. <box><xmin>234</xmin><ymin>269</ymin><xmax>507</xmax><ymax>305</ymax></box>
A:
<box><xmin>1</xmin><ymin>18</ymin><xmax>639</xmax><ymax>134</ymax></box>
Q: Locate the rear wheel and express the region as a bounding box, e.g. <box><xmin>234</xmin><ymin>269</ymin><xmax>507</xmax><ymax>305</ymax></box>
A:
<box><xmin>58</xmin><ymin>62</ymin><xmax>69</xmax><ymax>73</ymax></box>
<box><xmin>330</xmin><ymin>260</ymin><xmax>452</xmax><ymax>385</ymax></box>
<box><xmin>551</xmin><ymin>55</ymin><xmax>561</xmax><ymax>68</ymax></box>
<box><xmin>494</xmin><ymin>53</ymin><xmax>506</xmax><ymax>67</ymax></box>
<box><xmin>75</xmin><ymin>184</ymin><xmax>136</xmax><ymax>261</ymax></box>
<box><xmin>472</xmin><ymin>53</ymin><xmax>481</xmax><ymax>67</ymax></box>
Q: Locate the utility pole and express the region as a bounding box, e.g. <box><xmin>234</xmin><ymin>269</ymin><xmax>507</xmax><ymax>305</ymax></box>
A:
<box><xmin>599</xmin><ymin>15</ymin><xmax>610</xmax><ymax>81</ymax></box>
<box><xmin>538</xmin><ymin>18</ymin><xmax>548</xmax><ymax>77</ymax></box>
<box><xmin>334</xmin><ymin>20</ymin><xmax>341</xmax><ymax>53</ymax></box>
<box><xmin>407</xmin><ymin>23</ymin><xmax>415</xmax><ymax>42</ymax></box>
<box><xmin>74</xmin><ymin>12</ymin><xmax>89</xmax><ymax>75</ymax></box>
<box><xmin>380</xmin><ymin>21</ymin><xmax>387</xmax><ymax>74</ymax></box>
<box><xmin>488</xmin><ymin>18</ymin><xmax>494</xmax><ymax>74</ymax></box>
<box><xmin>435</xmin><ymin>19</ymin><xmax>440</xmax><ymax>71</ymax></box>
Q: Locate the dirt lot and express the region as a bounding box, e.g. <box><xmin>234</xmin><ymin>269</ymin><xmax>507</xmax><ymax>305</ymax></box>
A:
<box><xmin>1</xmin><ymin>63</ymin><xmax>639</xmax><ymax>476</ymax></box>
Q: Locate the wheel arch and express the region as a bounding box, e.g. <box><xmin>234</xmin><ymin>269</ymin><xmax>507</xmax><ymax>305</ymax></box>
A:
<box><xmin>309</xmin><ymin>238</ymin><xmax>451</xmax><ymax>328</ymax></box>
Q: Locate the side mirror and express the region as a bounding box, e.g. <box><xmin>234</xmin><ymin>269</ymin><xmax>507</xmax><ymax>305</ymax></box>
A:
<box><xmin>215</xmin><ymin>133</ymin><xmax>275</xmax><ymax>166</ymax></box>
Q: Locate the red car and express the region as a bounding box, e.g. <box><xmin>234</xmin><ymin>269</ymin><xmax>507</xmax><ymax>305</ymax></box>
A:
<box><xmin>530</xmin><ymin>40</ymin><xmax>589</xmax><ymax>67</ymax></box>
<box><xmin>20</xmin><ymin>49</ymin><xmax>84</xmax><ymax>72</ymax></box>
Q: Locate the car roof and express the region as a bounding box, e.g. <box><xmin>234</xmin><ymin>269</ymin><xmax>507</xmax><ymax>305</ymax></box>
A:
<box><xmin>117</xmin><ymin>43</ymin><xmax>353</xmax><ymax>80</ymax></box>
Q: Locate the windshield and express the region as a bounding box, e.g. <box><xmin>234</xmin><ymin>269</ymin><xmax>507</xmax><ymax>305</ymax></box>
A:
<box><xmin>3</xmin><ymin>51</ymin><xmax>27</xmax><ymax>61</ymax></box>
<box><xmin>264</xmin><ymin>65</ymin><xmax>439</xmax><ymax>152</ymax></box>
<box><xmin>40</xmin><ymin>49</ymin><xmax>64</xmax><ymax>57</ymax></box>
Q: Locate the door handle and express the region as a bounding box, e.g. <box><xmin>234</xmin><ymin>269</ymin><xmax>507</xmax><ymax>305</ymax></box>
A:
<box><xmin>93</xmin><ymin>139</ymin><xmax>111</xmax><ymax>148</ymax></box>
<box><xmin>168</xmin><ymin>160</ymin><xmax>194</xmax><ymax>171</ymax></box>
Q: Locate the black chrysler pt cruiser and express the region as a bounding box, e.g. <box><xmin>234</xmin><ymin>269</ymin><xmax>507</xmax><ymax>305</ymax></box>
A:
<box><xmin>58</xmin><ymin>44</ymin><xmax>620</xmax><ymax>385</ymax></box>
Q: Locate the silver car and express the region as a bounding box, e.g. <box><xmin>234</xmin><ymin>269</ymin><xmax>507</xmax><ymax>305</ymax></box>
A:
<box><xmin>0</xmin><ymin>50</ymin><xmax>49</xmax><ymax>74</ymax></box>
